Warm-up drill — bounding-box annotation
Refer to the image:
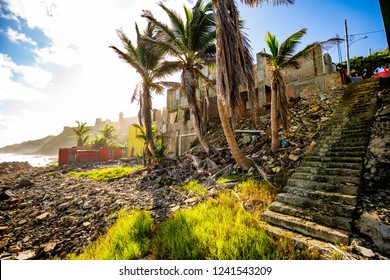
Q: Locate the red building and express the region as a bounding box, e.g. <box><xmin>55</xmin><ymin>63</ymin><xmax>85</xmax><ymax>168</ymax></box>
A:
<box><xmin>58</xmin><ymin>147</ymin><xmax>126</xmax><ymax>166</ymax></box>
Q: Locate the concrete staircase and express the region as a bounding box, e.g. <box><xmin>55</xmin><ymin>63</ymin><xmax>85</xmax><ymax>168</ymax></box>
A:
<box><xmin>262</xmin><ymin>78</ymin><xmax>381</xmax><ymax>246</ymax></box>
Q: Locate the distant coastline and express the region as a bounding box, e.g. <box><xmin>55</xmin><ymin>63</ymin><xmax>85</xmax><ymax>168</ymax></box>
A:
<box><xmin>0</xmin><ymin>153</ymin><xmax>57</xmax><ymax>167</ymax></box>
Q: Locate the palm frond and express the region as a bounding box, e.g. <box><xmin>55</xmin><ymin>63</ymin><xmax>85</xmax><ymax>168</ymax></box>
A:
<box><xmin>278</xmin><ymin>28</ymin><xmax>307</xmax><ymax>62</ymax></box>
<box><xmin>265</xmin><ymin>32</ymin><xmax>279</xmax><ymax>59</ymax></box>
<box><xmin>153</xmin><ymin>60</ymin><xmax>183</xmax><ymax>80</ymax></box>
<box><xmin>141</xmin><ymin>10</ymin><xmax>185</xmax><ymax>58</ymax></box>
<box><xmin>158</xmin><ymin>81</ymin><xmax>182</xmax><ymax>90</ymax></box>
<box><xmin>240</xmin><ymin>0</ymin><xmax>294</xmax><ymax>7</ymax></box>
<box><xmin>213</xmin><ymin>0</ymin><xmax>256</xmax><ymax>115</ymax></box>
<box><xmin>158</xmin><ymin>1</ymin><xmax>188</xmax><ymax>47</ymax></box>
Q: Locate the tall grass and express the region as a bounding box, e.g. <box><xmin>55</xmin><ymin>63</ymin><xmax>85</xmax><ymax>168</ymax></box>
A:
<box><xmin>154</xmin><ymin>180</ymin><xmax>278</xmax><ymax>260</ymax></box>
<box><xmin>68</xmin><ymin>166</ymin><xmax>143</xmax><ymax>182</ymax></box>
<box><xmin>69</xmin><ymin>210</ymin><xmax>153</xmax><ymax>260</ymax></box>
<box><xmin>180</xmin><ymin>180</ymin><xmax>207</xmax><ymax>196</ymax></box>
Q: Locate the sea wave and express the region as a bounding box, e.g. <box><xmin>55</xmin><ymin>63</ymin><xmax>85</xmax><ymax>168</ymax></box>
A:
<box><xmin>0</xmin><ymin>153</ymin><xmax>57</xmax><ymax>167</ymax></box>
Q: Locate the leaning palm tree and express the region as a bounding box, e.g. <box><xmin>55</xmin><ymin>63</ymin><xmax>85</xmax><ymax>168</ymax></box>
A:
<box><xmin>110</xmin><ymin>22</ymin><xmax>177</xmax><ymax>164</ymax></box>
<box><xmin>211</xmin><ymin>0</ymin><xmax>294</xmax><ymax>170</ymax></box>
<box><xmin>142</xmin><ymin>0</ymin><xmax>216</xmax><ymax>155</ymax></box>
<box><xmin>259</xmin><ymin>28</ymin><xmax>341</xmax><ymax>152</ymax></box>
<box><xmin>73</xmin><ymin>120</ymin><xmax>91</xmax><ymax>147</ymax></box>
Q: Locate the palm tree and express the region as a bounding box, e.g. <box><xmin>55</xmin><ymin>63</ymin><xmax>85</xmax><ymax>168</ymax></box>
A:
<box><xmin>73</xmin><ymin>120</ymin><xmax>91</xmax><ymax>147</ymax></box>
<box><xmin>90</xmin><ymin>135</ymin><xmax>105</xmax><ymax>148</ymax></box>
<box><xmin>110</xmin><ymin>22</ymin><xmax>177</xmax><ymax>164</ymax></box>
<box><xmin>259</xmin><ymin>28</ymin><xmax>341</xmax><ymax>152</ymax></box>
<box><xmin>141</xmin><ymin>0</ymin><xmax>216</xmax><ymax>155</ymax></box>
<box><xmin>100</xmin><ymin>124</ymin><xmax>118</xmax><ymax>147</ymax></box>
<box><xmin>211</xmin><ymin>0</ymin><xmax>294</xmax><ymax>170</ymax></box>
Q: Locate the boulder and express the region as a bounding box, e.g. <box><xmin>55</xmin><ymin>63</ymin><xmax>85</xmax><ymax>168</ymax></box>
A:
<box><xmin>356</xmin><ymin>212</ymin><xmax>390</xmax><ymax>255</ymax></box>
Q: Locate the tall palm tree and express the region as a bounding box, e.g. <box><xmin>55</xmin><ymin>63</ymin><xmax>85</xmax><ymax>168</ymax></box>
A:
<box><xmin>211</xmin><ymin>0</ymin><xmax>294</xmax><ymax>170</ymax></box>
<box><xmin>73</xmin><ymin>120</ymin><xmax>91</xmax><ymax>147</ymax></box>
<box><xmin>110</xmin><ymin>22</ymin><xmax>177</xmax><ymax>164</ymax></box>
<box><xmin>141</xmin><ymin>0</ymin><xmax>216</xmax><ymax>155</ymax></box>
<box><xmin>259</xmin><ymin>28</ymin><xmax>341</xmax><ymax>152</ymax></box>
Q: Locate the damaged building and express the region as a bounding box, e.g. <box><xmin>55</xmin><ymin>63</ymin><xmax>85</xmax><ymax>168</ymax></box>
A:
<box><xmin>155</xmin><ymin>47</ymin><xmax>345</xmax><ymax>157</ymax></box>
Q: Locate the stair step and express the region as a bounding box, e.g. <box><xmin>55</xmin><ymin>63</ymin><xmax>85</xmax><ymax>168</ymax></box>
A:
<box><xmin>308</xmin><ymin>151</ymin><xmax>365</xmax><ymax>158</ymax></box>
<box><xmin>305</xmin><ymin>155</ymin><xmax>363</xmax><ymax>163</ymax></box>
<box><xmin>275</xmin><ymin>193</ymin><xmax>356</xmax><ymax>218</ymax></box>
<box><xmin>319</xmin><ymin>136</ymin><xmax>369</xmax><ymax>142</ymax></box>
<box><xmin>262</xmin><ymin>210</ymin><xmax>350</xmax><ymax>244</ymax></box>
<box><xmin>300</xmin><ymin>161</ymin><xmax>362</xmax><ymax>171</ymax></box>
<box><xmin>264</xmin><ymin>224</ymin><xmax>344</xmax><ymax>256</ymax></box>
<box><xmin>296</xmin><ymin>166</ymin><xmax>361</xmax><ymax>177</ymax></box>
<box><xmin>287</xmin><ymin>178</ymin><xmax>359</xmax><ymax>196</ymax></box>
<box><xmin>291</xmin><ymin>172</ymin><xmax>361</xmax><ymax>185</ymax></box>
<box><xmin>318</xmin><ymin>140</ymin><xmax>368</xmax><ymax>146</ymax></box>
<box><xmin>284</xmin><ymin>186</ymin><xmax>357</xmax><ymax>206</ymax></box>
<box><xmin>269</xmin><ymin>201</ymin><xmax>352</xmax><ymax>231</ymax></box>
<box><xmin>320</xmin><ymin>131</ymin><xmax>369</xmax><ymax>138</ymax></box>
<box><xmin>315</xmin><ymin>146</ymin><xmax>366</xmax><ymax>153</ymax></box>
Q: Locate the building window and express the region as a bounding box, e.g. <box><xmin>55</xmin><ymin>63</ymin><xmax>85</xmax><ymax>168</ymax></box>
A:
<box><xmin>184</xmin><ymin>109</ymin><xmax>191</xmax><ymax>122</ymax></box>
<box><xmin>109</xmin><ymin>150</ymin><xmax>113</xmax><ymax>157</ymax></box>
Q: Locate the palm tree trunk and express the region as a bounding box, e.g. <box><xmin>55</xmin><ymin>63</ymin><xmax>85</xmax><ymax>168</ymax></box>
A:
<box><xmin>142</xmin><ymin>84</ymin><xmax>156</xmax><ymax>163</ymax></box>
<box><xmin>271</xmin><ymin>84</ymin><xmax>280</xmax><ymax>153</ymax></box>
<box><xmin>217</xmin><ymin>94</ymin><xmax>254</xmax><ymax>170</ymax></box>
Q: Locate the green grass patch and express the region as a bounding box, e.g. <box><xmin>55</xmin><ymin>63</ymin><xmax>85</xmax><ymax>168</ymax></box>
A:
<box><xmin>68</xmin><ymin>166</ymin><xmax>143</xmax><ymax>182</ymax></box>
<box><xmin>69</xmin><ymin>210</ymin><xmax>153</xmax><ymax>260</ymax></box>
<box><xmin>216</xmin><ymin>174</ymin><xmax>243</xmax><ymax>185</ymax></box>
<box><xmin>180</xmin><ymin>180</ymin><xmax>207</xmax><ymax>196</ymax></box>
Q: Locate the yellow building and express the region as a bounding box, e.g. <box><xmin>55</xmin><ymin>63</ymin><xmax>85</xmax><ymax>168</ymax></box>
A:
<box><xmin>128</xmin><ymin>125</ymin><xmax>144</xmax><ymax>157</ymax></box>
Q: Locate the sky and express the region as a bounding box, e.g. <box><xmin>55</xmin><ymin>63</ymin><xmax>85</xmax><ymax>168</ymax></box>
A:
<box><xmin>0</xmin><ymin>0</ymin><xmax>387</xmax><ymax>148</ymax></box>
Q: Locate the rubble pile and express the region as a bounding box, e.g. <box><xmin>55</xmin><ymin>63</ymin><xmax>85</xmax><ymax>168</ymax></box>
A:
<box><xmin>0</xmin><ymin>162</ymin><xmax>35</xmax><ymax>178</ymax></box>
<box><xmin>191</xmin><ymin>88</ymin><xmax>346</xmax><ymax>187</ymax></box>
<box><xmin>355</xmin><ymin>84</ymin><xmax>390</xmax><ymax>256</ymax></box>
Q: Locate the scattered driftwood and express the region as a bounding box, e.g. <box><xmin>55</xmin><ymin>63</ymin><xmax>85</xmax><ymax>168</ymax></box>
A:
<box><xmin>253</xmin><ymin>162</ymin><xmax>276</xmax><ymax>189</ymax></box>
<box><xmin>327</xmin><ymin>243</ymin><xmax>355</xmax><ymax>260</ymax></box>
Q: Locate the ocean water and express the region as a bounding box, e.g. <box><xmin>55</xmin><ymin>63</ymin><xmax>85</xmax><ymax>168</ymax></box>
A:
<box><xmin>0</xmin><ymin>153</ymin><xmax>57</xmax><ymax>167</ymax></box>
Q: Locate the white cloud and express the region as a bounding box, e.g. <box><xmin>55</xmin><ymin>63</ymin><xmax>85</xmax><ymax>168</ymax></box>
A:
<box><xmin>34</xmin><ymin>44</ymin><xmax>82</xmax><ymax>68</ymax></box>
<box><xmin>0</xmin><ymin>54</ymin><xmax>51</xmax><ymax>101</ymax></box>
<box><xmin>6</xmin><ymin>27</ymin><xmax>37</xmax><ymax>46</ymax></box>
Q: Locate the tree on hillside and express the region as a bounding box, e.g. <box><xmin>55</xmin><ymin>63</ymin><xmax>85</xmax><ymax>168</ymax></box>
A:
<box><xmin>100</xmin><ymin>124</ymin><xmax>118</xmax><ymax>147</ymax></box>
<box><xmin>259</xmin><ymin>28</ymin><xmax>341</xmax><ymax>152</ymax></box>
<box><xmin>90</xmin><ymin>135</ymin><xmax>105</xmax><ymax>148</ymax></box>
<box><xmin>73</xmin><ymin>120</ymin><xmax>91</xmax><ymax>147</ymax></box>
<box><xmin>110</xmin><ymin>22</ymin><xmax>177</xmax><ymax>164</ymax></box>
<box><xmin>337</xmin><ymin>48</ymin><xmax>390</xmax><ymax>78</ymax></box>
<box><xmin>141</xmin><ymin>0</ymin><xmax>216</xmax><ymax>155</ymax></box>
<box><xmin>211</xmin><ymin>0</ymin><xmax>294</xmax><ymax>170</ymax></box>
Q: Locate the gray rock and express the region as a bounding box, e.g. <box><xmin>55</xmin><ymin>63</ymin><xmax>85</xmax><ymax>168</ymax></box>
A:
<box><xmin>16</xmin><ymin>250</ymin><xmax>36</xmax><ymax>260</ymax></box>
<box><xmin>354</xmin><ymin>245</ymin><xmax>376</xmax><ymax>258</ymax></box>
<box><xmin>18</xmin><ymin>179</ymin><xmax>35</xmax><ymax>188</ymax></box>
<box><xmin>356</xmin><ymin>212</ymin><xmax>390</xmax><ymax>255</ymax></box>
<box><xmin>36</xmin><ymin>212</ymin><xmax>50</xmax><ymax>220</ymax></box>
